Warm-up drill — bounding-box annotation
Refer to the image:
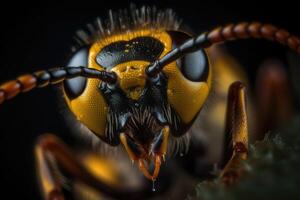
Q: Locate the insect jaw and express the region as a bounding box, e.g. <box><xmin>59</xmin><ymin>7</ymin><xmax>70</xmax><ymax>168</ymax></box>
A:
<box><xmin>119</xmin><ymin>126</ymin><xmax>170</xmax><ymax>181</ymax></box>
<box><xmin>138</xmin><ymin>155</ymin><xmax>162</xmax><ymax>181</ymax></box>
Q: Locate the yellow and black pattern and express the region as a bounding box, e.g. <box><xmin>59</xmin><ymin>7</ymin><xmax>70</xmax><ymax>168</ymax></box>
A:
<box><xmin>63</xmin><ymin>6</ymin><xmax>211</xmax><ymax>148</ymax></box>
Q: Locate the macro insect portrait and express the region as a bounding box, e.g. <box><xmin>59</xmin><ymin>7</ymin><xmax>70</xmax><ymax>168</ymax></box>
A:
<box><xmin>1</xmin><ymin>1</ymin><xmax>300</xmax><ymax>200</ymax></box>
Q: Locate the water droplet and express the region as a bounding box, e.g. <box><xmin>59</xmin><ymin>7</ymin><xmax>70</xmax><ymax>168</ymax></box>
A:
<box><xmin>152</xmin><ymin>180</ymin><xmax>156</xmax><ymax>192</ymax></box>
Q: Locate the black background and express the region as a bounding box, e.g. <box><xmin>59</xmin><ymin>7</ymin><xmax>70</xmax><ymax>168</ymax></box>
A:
<box><xmin>0</xmin><ymin>0</ymin><xmax>299</xmax><ymax>199</ymax></box>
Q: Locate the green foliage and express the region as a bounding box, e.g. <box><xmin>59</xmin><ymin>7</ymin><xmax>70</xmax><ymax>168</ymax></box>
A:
<box><xmin>190</xmin><ymin>117</ymin><xmax>300</xmax><ymax>200</ymax></box>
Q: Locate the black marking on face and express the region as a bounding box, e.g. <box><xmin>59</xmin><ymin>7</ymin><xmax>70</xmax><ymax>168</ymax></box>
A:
<box><xmin>96</xmin><ymin>37</ymin><xmax>164</xmax><ymax>69</ymax></box>
<box><xmin>99</xmin><ymin>73</ymin><xmax>184</xmax><ymax>144</ymax></box>
<box><xmin>168</xmin><ymin>31</ymin><xmax>209</xmax><ymax>82</ymax></box>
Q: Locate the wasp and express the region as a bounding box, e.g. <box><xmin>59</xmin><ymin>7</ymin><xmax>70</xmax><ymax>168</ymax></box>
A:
<box><xmin>0</xmin><ymin>5</ymin><xmax>299</xmax><ymax>200</ymax></box>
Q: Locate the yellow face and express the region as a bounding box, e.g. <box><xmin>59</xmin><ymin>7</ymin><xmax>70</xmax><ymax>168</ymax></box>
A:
<box><xmin>63</xmin><ymin>28</ymin><xmax>211</xmax><ymax>180</ymax></box>
<box><xmin>64</xmin><ymin>29</ymin><xmax>211</xmax><ymax>137</ymax></box>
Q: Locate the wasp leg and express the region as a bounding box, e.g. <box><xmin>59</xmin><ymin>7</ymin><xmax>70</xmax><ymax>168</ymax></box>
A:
<box><xmin>221</xmin><ymin>82</ymin><xmax>248</xmax><ymax>186</ymax></box>
<box><xmin>35</xmin><ymin>134</ymin><xmax>153</xmax><ymax>200</ymax></box>
<box><xmin>255</xmin><ymin>59</ymin><xmax>293</xmax><ymax>140</ymax></box>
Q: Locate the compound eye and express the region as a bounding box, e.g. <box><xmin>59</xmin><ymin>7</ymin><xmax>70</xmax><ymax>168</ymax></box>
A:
<box><xmin>168</xmin><ymin>31</ymin><xmax>209</xmax><ymax>82</ymax></box>
<box><xmin>64</xmin><ymin>47</ymin><xmax>89</xmax><ymax>99</ymax></box>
